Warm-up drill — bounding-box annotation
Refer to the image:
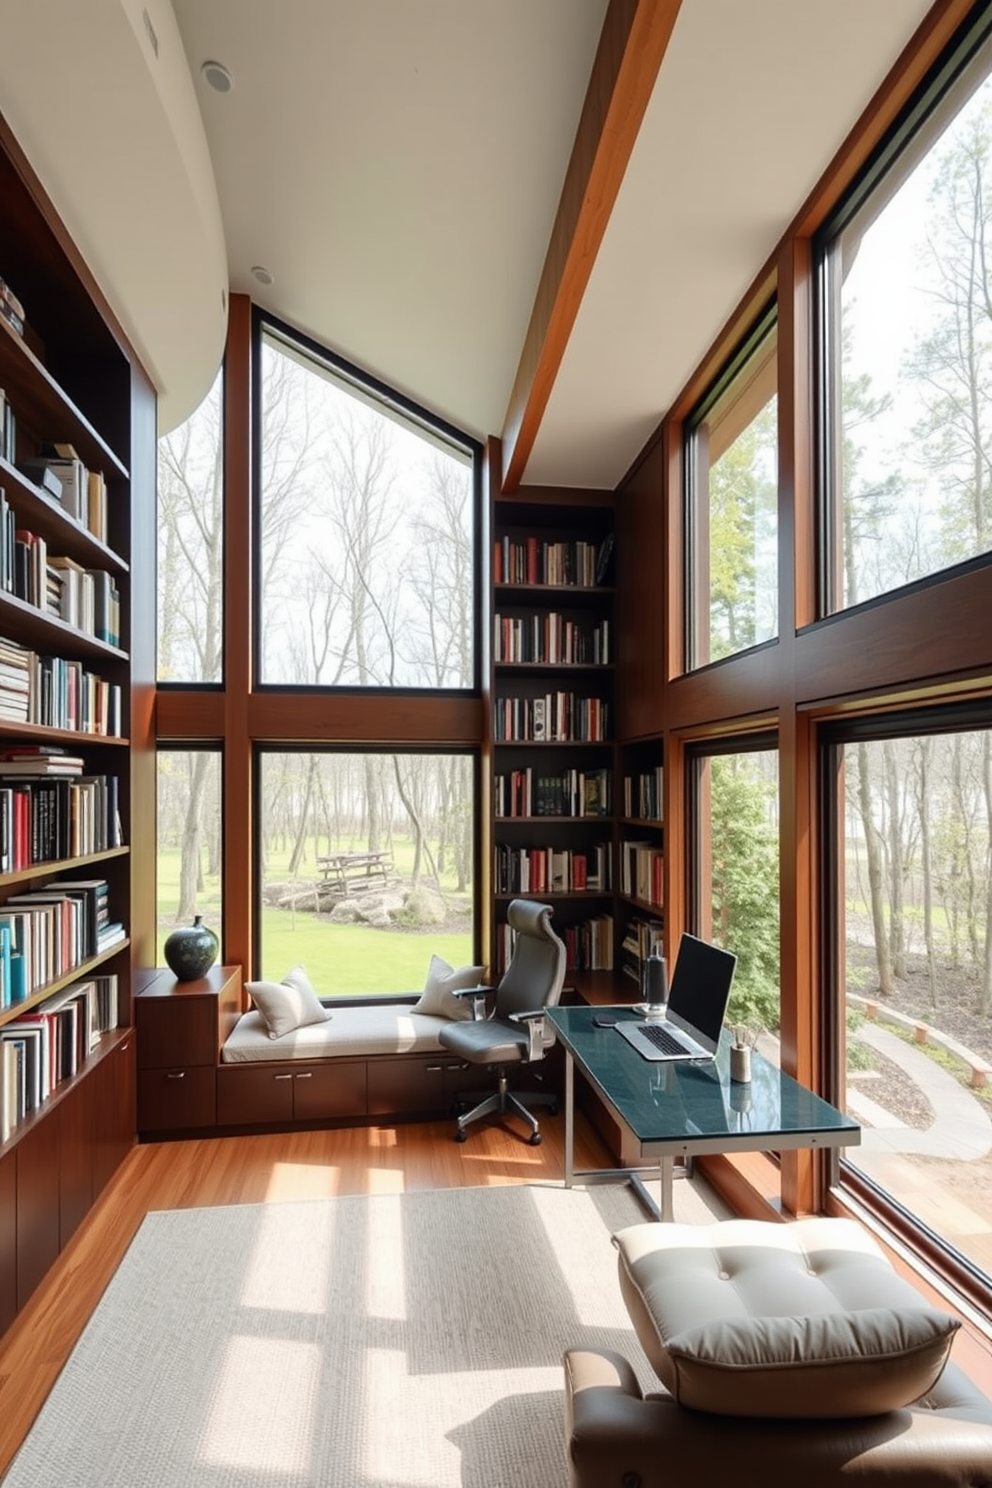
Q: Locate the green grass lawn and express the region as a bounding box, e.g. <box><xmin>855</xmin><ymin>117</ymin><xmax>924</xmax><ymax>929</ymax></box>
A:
<box><xmin>156</xmin><ymin>843</ymin><xmax>475</xmax><ymax>996</ymax></box>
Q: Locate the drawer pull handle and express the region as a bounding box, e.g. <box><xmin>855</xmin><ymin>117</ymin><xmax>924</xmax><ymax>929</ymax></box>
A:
<box><xmin>274</xmin><ymin>1073</ymin><xmax>292</xmax><ymax>1081</ymax></box>
<box><xmin>295</xmin><ymin>1071</ymin><xmax>313</xmax><ymax>1080</ymax></box>
<box><xmin>166</xmin><ymin>1071</ymin><xmax>186</xmax><ymax>1081</ymax></box>
<box><xmin>425</xmin><ymin>1064</ymin><xmax>442</xmax><ymax>1073</ymax></box>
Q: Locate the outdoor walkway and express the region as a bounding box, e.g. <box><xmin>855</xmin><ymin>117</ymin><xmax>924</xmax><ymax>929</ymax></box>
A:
<box><xmin>845</xmin><ymin>1023</ymin><xmax>992</xmax><ymax>1275</ymax></box>
<box><xmin>848</xmin><ymin>1023</ymin><xmax>992</xmax><ymax>1160</ymax></box>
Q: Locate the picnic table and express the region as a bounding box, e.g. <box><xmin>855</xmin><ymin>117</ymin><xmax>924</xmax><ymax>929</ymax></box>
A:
<box><xmin>316</xmin><ymin>850</ymin><xmax>394</xmax><ymax>893</ymax></box>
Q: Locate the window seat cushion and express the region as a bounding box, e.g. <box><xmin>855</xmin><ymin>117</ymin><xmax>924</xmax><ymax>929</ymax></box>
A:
<box><xmin>221</xmin><ymin>1004</ymin><xmax>451</xmax><ymax>1063</ymax></box>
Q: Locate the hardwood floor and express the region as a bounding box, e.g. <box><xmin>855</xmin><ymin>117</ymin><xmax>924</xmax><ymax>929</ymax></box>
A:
<box><xmin>0</xmin><ymin>1112</ymin><xmax>616</xmax><ymax>1477</ymax></box>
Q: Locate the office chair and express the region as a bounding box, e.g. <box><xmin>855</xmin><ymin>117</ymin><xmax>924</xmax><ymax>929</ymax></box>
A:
<box><xmin>438</xmin><ymin>898</ymin><xmax>567</xmax><ymax>1145</ymax></box>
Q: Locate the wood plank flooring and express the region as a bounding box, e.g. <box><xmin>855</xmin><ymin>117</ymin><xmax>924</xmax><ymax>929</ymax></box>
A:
<box><xmin>0</xmin><ymin>1112</ymin><xmax>616</xmax><ymax>1478</ymax></box>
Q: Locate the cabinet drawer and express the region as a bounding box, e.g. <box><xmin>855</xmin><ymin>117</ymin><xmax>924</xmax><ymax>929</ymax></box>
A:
<box><xmin>367</xmin><ymin>1054</ymin><xmax>452</xmax><ymax>1115</ymax></box>
<box><xmin>291</xmin><ymin>1063</ymin><xmax>367</xmax><ymax>1121</ymax></box>
<box><xmin>137</xmin><ymin>1067</ymin><xmax>216</xmax><ymax>1132</ymax></box>
<box><xmin>137</xmin><ymin>999</ymin><xmax>218</xmax><ymax>1069</ymax></box>
<box><xmin>217</xmin><ymin>1065</ymin><xmax>294</xmax><ymax>1126</ymax></box>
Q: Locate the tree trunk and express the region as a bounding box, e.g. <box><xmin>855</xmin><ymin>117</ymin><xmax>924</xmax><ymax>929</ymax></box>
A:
<box><xmin>856</xmin><ymin>743</ymin><xmax>895</xmax><ymax>997</ymax></box>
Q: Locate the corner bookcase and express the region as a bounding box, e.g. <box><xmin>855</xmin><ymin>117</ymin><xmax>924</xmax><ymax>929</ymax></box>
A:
<box><xmin>0</xmin><ymin>113</ymin><xmax>147</xmax><ymax>1333</ymax></box>
<box><xmin>491</xmin><ymin>489</ymin><xmax>617</xmax><ymax>995</ymax></box>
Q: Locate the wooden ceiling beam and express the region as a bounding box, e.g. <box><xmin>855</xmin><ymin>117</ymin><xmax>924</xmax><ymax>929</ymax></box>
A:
<box><xmin>500</xmin><ymin>0</ymin><xmax>682</xmax><ymax>492</ymax></box>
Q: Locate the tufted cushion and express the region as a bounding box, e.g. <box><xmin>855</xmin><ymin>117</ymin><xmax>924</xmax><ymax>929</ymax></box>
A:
<box><xmin>613</xmin><ymin>1217</ymin><xmax>959</xmax><ymax>1418</ymax></box>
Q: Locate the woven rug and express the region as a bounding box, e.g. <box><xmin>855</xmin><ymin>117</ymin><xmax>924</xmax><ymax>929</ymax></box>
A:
<box><xmin>3</xmin><ymin>1179</ymin><xmax>722</xmax><ymax>1488</ymax></box>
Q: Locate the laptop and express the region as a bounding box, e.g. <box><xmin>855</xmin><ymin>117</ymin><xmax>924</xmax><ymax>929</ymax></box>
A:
<box><xmin>615</xmin><ymin>933</ymin><xmax>737</xmax><ymax>1063</ymax></box>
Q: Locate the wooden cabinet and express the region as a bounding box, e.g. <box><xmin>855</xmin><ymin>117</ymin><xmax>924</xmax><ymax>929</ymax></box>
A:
<box><xmin>492</xmin><ymin>489</ymin><xmax>617</xmax><ymax>983</ymax></box>
<box><xmin>217</xmin><ymin>1060</ymin><xmax>367</xmax><ymax>1127</ymax></box>
<box><xmin>367</xmin><ymin>1053</ymin><xmax>467</xmax><ymax>1116</ymax></box>
<box><xmin>135</xmin><ymin>966</ymin><xmax>241</xmax><ymax>1135</ymax></box>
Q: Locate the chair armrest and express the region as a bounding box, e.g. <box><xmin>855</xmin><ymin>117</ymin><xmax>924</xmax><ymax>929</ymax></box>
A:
<box><xmin>509</xmin><ymin>1008</ymin><xmax>547</xmax><ymax>1060</ymax></box>
<box><xmin>451</xmin><ymin>985</ymin><xmax>491</xmax><ymax>1020</ymax></box>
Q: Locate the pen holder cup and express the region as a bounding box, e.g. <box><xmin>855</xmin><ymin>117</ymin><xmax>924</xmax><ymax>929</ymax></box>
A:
<box><xmin>730</xmin><ymin>1044</ymin><xmax>752</xmax><ymax>1083</ymax></box>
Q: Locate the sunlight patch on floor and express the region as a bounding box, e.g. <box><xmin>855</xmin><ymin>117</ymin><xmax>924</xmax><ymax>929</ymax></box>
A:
<box><xmin>264</xmin><ymin>1160</ymin><xmax>341</xmax><ymax>1203</ymax></box>
<box><xmin>200</xmin><ymin>1334</ymin><xmax>319</xmax><ymax>1474</ymax></box>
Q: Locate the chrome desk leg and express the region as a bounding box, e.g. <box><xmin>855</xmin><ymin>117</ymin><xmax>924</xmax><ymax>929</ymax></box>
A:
<box><xmin>564</xmin><ymin>1050</ymin><xmax>575</xmax><ymax>1188</ymax></box>
<box><xmin>660</xmin><ymin>1155</ymin><xmax>675</xmax><ymax>1222</ymax></box>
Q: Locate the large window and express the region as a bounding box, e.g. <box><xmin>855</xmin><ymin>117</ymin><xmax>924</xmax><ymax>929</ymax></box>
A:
<box><xmin>690</xmin><ymin>740</ymin><xmax>780</xmax><ymax>1038</ymax></box>
<box><xmin>818</xmin><ymin>22</ymin><xmax>992</xmax><ymax>614</ymax></box>
<box><xmin>257</xmin><ymin>750</ymin><xmax>476</xmax><ymax>997</ymax></box>
<box><xmin>684</xmin><ymin>311</ymin><xmax>778</xmax><ymax>669</ymax></box>
<box><xmin>157</xmin><ymin>370</ymin><xmax>224</xmax><ymax>683</ymax></box>
<box><xmin>828</xmin><ymin>719</ymin><xmax>992</xmax><ymax>1287</ymax></box>
<box><xmin>157</xmin><ymin>748</ymin><xmax>223</xmax><ymax>965</ymax></box>
<box><xmin>257</xmin><ymin>323</ymin><xmax>478</xmax><ymax>689</ymax></box>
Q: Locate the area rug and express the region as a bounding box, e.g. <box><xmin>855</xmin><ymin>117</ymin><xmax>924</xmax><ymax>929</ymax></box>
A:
<box><xmin>2</xmin><ymin>1180</ymin><xmax>719</xmax><ymax>1488</ymax></box>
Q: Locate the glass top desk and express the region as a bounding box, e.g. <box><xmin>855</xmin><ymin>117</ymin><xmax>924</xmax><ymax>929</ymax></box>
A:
<box><xmin>547</xmin><ymin>1004</ymin><xmax>860</xmax><ymax>1221</ymax></box>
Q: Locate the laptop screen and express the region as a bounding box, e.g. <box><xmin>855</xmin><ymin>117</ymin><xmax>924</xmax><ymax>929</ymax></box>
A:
<box><xmin>666</xmin><ymin>933</ymin><xmax>737</xmax><ymax>1048</ymax></box>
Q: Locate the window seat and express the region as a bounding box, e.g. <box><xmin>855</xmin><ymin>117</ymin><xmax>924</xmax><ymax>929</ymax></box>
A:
<box><xmin>220</xmin><ymin>1004</ymin><xmax>450</xmax><ymax>1061</ymax></box>
<box><xmin>215</xmin><ymin>1003</ymin><xmax>470</xmax><ymax>1129</ymax></box>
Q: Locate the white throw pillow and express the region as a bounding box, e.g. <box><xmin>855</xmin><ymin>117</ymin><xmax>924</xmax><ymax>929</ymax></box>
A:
<box><xmin>412</xmin><ymin>954</ymin><xmax>485</xmax><ymax>1020</ymax></box>
<box><xmin>246</xmin><ymin>964</ymin><xmax>331</xmax><ymax>1040</ymax></box>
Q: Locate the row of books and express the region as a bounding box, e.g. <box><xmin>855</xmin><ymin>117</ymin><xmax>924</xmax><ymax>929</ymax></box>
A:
<box><xmin>15</xmin><ymin>443</ymin><xmax>109</xmax><ymax>546</ymax></box>
<box><xmin>621</xmin><ymin>914</ymin><xmax>665</xmax><ymax>986</ymax></box>
<box><xmin>0</xmin><ymin>773</ymin><xmax>122</xmax><ymax>870</ymax></box>
<box><xmin>0</xmin><ymin>973</ymin><xmax>119</xmax><ymax>1140</ymax></box>
<box><xmin>0</xmin><ymin>633</ymin><xmax>122</xmax><ymax>735</ymax></box>
<box><xmin>0</xmin><ymin>878</ymin><xmax>123</xmax><ymax>1008</ymax></box>
<box><xmin>495</xmin><ymin>766</ymin><xmax>610</xmax><ymax>819</ymax></box>
<box><xmin>494</xmin><ymin>612</ymin><xmax>610</xmax><ymax>666</ymax></box>
<box><xmin>494</xmin><ymin>534</ymin><xmax>611</xmax><ymax>588</ymax></box>
<box><xmin>494</xmin><ymin>914</ymin><xmax>615</xmax><ymax>974</ymax></box>
<box><xmin>494</xmin><ymin>692</ymin><xmax>609</xmax><ymax>742</ymax></box>
<box><xmin>623</xmin><ymin>766</ymin><xmax>664</xmax><ymax>822</ymax></box>
<box><xmin>0</xmin><ymin>490</ymin><xmax>121</xmax><ymax>643</ymax></box>
<box><xmin>494</xmin><ymin>842</ymin><xmax>611</xmax><ymax>896</ymax></box>
<box><xmin>0</xmin><ymin>274</ymin><xmax>25</xmax><ymax>340</ymax></box>
<box><xmin>620</xmin><ymin>840</ymin><xmax>664</xmax><ymax>909</ymax></box>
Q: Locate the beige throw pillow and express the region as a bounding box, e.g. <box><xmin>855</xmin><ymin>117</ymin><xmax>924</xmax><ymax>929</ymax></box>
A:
<box><xmin>246</xmin><ymin>964</ymin><xmax>331</xmax><ymax>1040</ymax></box>
<box><xmin>412</xmin><ymin>955</ymin><xmax>485</xmax><ymax>1020</ymax></box>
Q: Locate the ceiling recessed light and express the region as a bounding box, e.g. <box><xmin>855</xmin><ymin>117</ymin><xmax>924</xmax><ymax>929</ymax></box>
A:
<box><xmin>251</xmin><ymin>265</ymin><xmax>274</xmax><ymax>286</ymax></box>
<box><xmin>201</xmin><ymin>59</ymin><xmax>234</xmax><ymax>94</ymax></box>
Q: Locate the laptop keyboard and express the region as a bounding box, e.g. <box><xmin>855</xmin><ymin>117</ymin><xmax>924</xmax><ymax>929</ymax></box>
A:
<box><xmin>639</xmin><ymin>1023</ymin><xmax>689</xmax><ymax>1056</ymax></box>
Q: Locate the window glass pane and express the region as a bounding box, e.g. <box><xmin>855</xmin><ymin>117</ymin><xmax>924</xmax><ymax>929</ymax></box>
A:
<box><xmin>839</xmin><ymin>731</ymin><xmax>992</xmax><ymax>1284</ymax></box>
<box><xmin>686</xmin><ymin>321</ymin><xmax>778</xmax><ymax>668</ymax></box>
<box><xmin>695</xmin><ymin>747</ymin><xmax>780</xmax><ymax>1039</ymax></box>
<box><xmin>157</xmin><ymin>749</ymin><xmax>223</xmax><ymax>964</ymax></box>
<box><xmin>258</xmin><ymin>751</ymin><xmax>475</xmax><ymax>996</ymax></box>
<box><xmin>258</xmin><ymin>329</ymin><xmax>475</xmax><ymax>688</ymax></box>
<box><xmin>157</xmin><ymin>370</ymin><xmax>223</xmax><ymax>682</ymax></box>
<box><xmin>824</xmin><ymin>54</ymin><xmax>992</xmax><ymax>611</ymax></box>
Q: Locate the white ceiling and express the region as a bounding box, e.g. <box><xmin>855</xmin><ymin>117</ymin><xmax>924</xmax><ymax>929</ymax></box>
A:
<box><xmin>0</xmin><ymin>0</ymin><xmax>936</xmax><ymax>489</ymax></box>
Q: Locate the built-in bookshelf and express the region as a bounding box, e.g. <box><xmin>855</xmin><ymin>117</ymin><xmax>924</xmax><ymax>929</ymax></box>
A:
<box><xmin>491</xmin><ymin>491</ymin><xmax>616</xmax><ymax>984</ymax></box>
<box><xmin>0</xmin><ymin>111</ymin><xmax>143</xmax><ymax>1332</ymax></box>
<box><xmin>617</xmin><ymin>738</ymin><xmax>664</xmax><ymax>996</ymax></box>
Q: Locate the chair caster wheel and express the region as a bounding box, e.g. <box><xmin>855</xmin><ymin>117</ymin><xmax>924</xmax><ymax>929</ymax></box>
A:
<box><xmin>455</xmin><ymin>1129</ymin><xmax>467</xmax><ymax>1143</ymax></box>
<box><xmin>529</xmin><ymin>1132</ymin><xmax>542</xmax><ymax>1146</ymax></box>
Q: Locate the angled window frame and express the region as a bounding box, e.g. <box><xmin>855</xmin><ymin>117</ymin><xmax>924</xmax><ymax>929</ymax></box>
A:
<box><xmin>252</xmin><ymin>310</ymin><xmax>484</xmax><ymax>696</ymax></box>
<box><xmin>813</xmin><ymin>5</ymin><xmax>992</xmax><ymax>622</ymax></box>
